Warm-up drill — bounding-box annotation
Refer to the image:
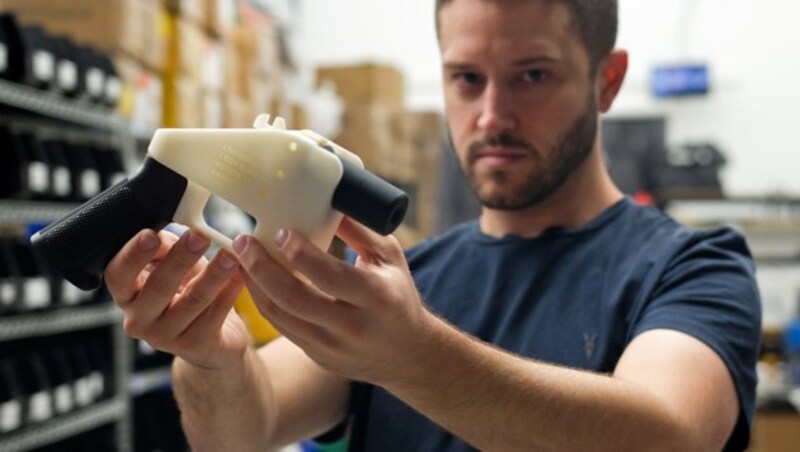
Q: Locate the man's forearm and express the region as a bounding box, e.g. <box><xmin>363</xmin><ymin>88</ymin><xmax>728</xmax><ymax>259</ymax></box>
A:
<box><xmin>172</xmin><ymin>347</ymin><xmax>276</xmax><ymax>452</ymax></box>
<box><xmin>380</xmin><ymin>313</ymin><xmax>705</xmax><ymax>451</ymax></box>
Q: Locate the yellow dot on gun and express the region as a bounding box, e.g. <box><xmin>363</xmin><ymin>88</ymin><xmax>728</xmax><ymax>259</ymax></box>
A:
<box><xmin>258</xmin><ymin>186</ymin><xmax>269</xmax><ymax>198</ymax></box>
<box><xmin>276</xmin><ymin>170</ymin><xmax>285</xmax><ymax>180</ymax></box>
<box><xmin>289</xmin><ymin>142</ymin><xmax>298</xmax><ymax>152</ymax></box>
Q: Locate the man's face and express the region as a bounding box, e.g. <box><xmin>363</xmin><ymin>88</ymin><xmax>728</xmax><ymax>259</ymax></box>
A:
<box><xmin>439</xmin><ymin>0</ymin><xmax>599</xmax><ymax>210</ymax></box>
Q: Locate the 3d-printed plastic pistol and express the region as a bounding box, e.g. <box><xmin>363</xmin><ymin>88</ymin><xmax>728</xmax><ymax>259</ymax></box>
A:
<box><xmin>31</xmin><ymin>114</ymin><xmax>409</xmax><ymax>291</ymax></box>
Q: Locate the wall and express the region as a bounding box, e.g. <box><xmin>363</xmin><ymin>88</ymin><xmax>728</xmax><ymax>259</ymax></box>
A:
<box><xmin>294</xmin><ymin>0</ymin><xmax>800</xmax><ymax>196</ymax></box>
<box><xmin>614</xmin><ymin>0</ymin><xmax>800</xmax><ymax>196</ymax></box>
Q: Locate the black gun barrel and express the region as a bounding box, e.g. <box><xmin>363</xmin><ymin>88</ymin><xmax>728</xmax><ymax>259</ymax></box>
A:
<box><xmin>331</xmin><ymin>157</ymin><xmax>409</xmax><ymax>235</ymax></box>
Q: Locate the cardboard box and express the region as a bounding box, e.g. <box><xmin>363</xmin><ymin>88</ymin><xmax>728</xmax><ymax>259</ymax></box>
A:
<box><xmin>393</xmin><ymin>224</ymin><xmax>424</xmax><ymax>249</ymax></box>
<box><xmin>223</xmin><ymin>94</ymin><xmax>253</xmax><ymax>128</ymax></box>
<box><xmin>402</xmin><ymin>110</ymin><xmax>445</xmax><ymax>184</ymax></box>
<box><xmin>749</xmin><ymin>412</ymin><xmax>800</xmax><ymax>452</ymax></box>
<box><xmin>204</xmin><ymin>90</ymin><xmax>223</xmax><ymax>128</ymax></box>
<box><xmin>406</xmin><ymin>111</ymin><xmax>446</xmax><ymax>153</ymax></box>
<box><xmin>250</xmin><ymin>76</ymin><xmax>277</xmax><ymax>120</ymax></box>
<box><xmin>290</xmin><ymin>103</ymin><xmax>309</xmax><ymax>130</ymax></box>
<box><xmin>203</xmin><ymin>0</ymin><xmax>222</xmax><ymax>36</ymax></box>
<box><xmin>162</xmin><ymin>0</ymin><xmax>204</xmax><ymax>26</ymax></box>
<box><xmin>334</xmin><ymin>104</ymin><xmax>408</xmax><ymax>174</ymax></box>
<box><xmin>114</xmin><ymin>54</ymin><xmax>163</xmax><ymax>130</ymax></box>
<box><xmin>223</xmin><ymin>25</ymin><xmax>252</xmax><ymax>98</ymax></box>
<box><xmin>0</xmin><ymin>0</ymin><xmax>143</xmax><ymax>59</ymax></box>
<box><xmin>316</xmin><ymin>63</ymin><xmax>405</xmax><ymax>107</ymax></box>
<box><xmin>202</xmin><ymin>37</ymin><xmax>224</xmax><ymax>92</ymax></box>
<box><xmin>163</xmin><ymin>75</ymin><xmax>203</xmax><ymax>128</ymax></box>
<box><xmin>141</xmin><ymin>0</ymin><xmax>168</xmax><ymax>72</ymax></box>
<box><xmin>176</xmin><ymin>17</ymin><xmax>206</xmax><ymax>82</ymax></box>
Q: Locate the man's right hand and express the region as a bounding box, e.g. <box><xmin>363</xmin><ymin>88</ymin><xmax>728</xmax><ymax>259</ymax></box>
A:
<box><xmin>104</xmin><ymin>228</ymin><xmax>249</xmax><ymax>370</ymax></box>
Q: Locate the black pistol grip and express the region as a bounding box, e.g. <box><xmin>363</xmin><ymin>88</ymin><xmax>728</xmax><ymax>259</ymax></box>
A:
<box><xmin>331</xmin><ymin>157</ymin><xmax>409</xmax><ymax>235</ymax></box>
<box><xmin>31</xmin><ymin>157</ymin><xmax>188</xmax><ymax>290</ymax></box>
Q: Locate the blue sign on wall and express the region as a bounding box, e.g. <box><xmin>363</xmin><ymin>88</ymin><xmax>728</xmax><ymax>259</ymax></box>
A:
<box><xmin>651</xmin><ymin>64</ymin><xmax>710</xmax><ymax>98</ymax></box>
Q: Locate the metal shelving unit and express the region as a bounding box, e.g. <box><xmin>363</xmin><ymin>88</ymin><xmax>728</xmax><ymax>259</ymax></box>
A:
<box><xmin>0</xmin><ymin>77</ymin><xmax>141</xmax><ymax>173</ymax></box>
<box><xmin>129</xmin><ymin>365</ymin><xmax>173</xmax><ymax>397</ymax></box>
<box><xmin>0</xmin><ymin>200</ymin><xmax>83</xmax><ymax>225</ymax></box>
<box><xmin>667</xmin><ymin>197</ymin><xmax>800</xmax><ymax>261</ymax></box>
<box><xmin>0</xmin><ymin>304</ymin><xmax>121</xmax><ymax>342</ymax></box>
<box><xmin>0</xmin><ymin>79</ymin><xmax>136</xmax><ymax>451</ymax></box>
<box><xmin>0</xmin><ymin>78</ymin><xmax>124</xmax><ymax>131</ymax></box>
<box><xmin>0</xmin><ymin>397</ymin><xmax>127</xmax><ymax>451</ymax></box>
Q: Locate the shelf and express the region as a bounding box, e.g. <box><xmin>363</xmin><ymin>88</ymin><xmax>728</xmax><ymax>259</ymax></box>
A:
<box><xmin>0</xmin><ymin>199</ymin><xmax>82</xmax><ymax>227</ymax></box>
<box><xmin>130</xmin><ymin>365</ymin><xmax>173</xmax><ymax>396</ymax></box>
<box><xmin>667</xmin><ymin>197</ymin><xmax>800</xmax><ymax>226</ymax></box>
<box><xmin>0</xmin><ymin>397</ymin><xmax>126</xmax><ymax>451</ymax></box>
<box><xmin>0</xmin><ymin>78</ymin><xmax>125</xmax><ymax>131</ymax></box>
<box><xmin>0</xmin><ymin>303</ymin><xmax>121</xmax><ymax>342</ymax></box>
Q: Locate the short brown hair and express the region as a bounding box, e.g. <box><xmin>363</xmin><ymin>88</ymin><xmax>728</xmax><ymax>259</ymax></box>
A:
<box><xmin>435</xmin><ymin>0</ymin><xmax>618</xmax><ymax>73</ymax></box>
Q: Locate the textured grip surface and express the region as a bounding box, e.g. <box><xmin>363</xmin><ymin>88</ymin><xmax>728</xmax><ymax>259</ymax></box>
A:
<box><xmin>31</xmin><ymin>157</ymin><xmax>188</xmax><ymax>290</ymax></box>
<box><xmin>32</xmin><ymin>184</ymin><xmax>162</xmax><ymax>290</ymax></box>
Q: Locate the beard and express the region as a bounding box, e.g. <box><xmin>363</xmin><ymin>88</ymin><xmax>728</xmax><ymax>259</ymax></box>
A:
<box><xmin>461</xmin><ymin>95</ymin><xmax>598</xmax><ymax>210</ymax></box>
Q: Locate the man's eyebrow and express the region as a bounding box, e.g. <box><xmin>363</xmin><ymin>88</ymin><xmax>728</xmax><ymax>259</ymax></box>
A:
<box><xmin>443</xmin><ymin>56</ymin><xmax>559</xmax><ymax>71</ymax></box>
<box><xmin>442</xmin><ymin>62</ymin><xmax>474</xmax><ymax>71</ymax></box>
<box><xmin>512</xmin><ymin>56</ymin><xmax>559</xmax><ymax>66</ymax></box>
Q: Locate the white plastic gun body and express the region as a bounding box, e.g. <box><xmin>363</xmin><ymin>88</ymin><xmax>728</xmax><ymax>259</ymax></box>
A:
<box><xmin>31</xmin><ymin>114</ymin><xmax>407</xmax><ymax>290</ymax></box>
<box><xmin>149</xmin><ymin>114</ymin><xmax>362</xmax><ymax>257</ymax></box>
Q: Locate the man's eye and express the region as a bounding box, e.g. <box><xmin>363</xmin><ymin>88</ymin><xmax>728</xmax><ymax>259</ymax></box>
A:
<box><xmin>454</xmin><ymin>72</ymin><xmax>483</xmax><ymax>86</ymax></box>
<box><xmin>522</xmin><ymin>70</ymin><xmax>548</xmax><ymax>83</ymax></box>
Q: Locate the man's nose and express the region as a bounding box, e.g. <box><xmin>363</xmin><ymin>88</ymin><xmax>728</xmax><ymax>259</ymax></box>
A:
<box><xmin>476</xmin><ymin>83</ymin><xmax>517</xmax><ymax>134</ymax></box>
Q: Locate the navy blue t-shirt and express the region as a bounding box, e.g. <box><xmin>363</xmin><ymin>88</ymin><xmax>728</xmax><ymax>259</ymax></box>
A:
<box><xmin>349</xmin><ymin>198</ymin><xmax>761</xmax><ymax>451</ymax></box>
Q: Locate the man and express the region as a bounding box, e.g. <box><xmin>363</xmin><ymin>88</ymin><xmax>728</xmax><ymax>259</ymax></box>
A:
<box><xmin>105</xmin><ymin>0</ymin><xmax>761</xmax><ymax>450</ymax></box>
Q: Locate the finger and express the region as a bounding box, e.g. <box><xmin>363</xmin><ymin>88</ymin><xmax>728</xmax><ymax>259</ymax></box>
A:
<box><xmin>234</xmin><ymin>235</ymin><xmax>357</xmax><ymax>320</ymax></box>
<box><xmin>336</xmin><ymin>217</ymin><xmax>404</xmax><ymax>265</ymax></box>
<box><xmin>159</xmin><ymin>250</ymin><xmax>241</xmax><ymax>335</ymax></box>
<box><xmin>134</xmin><ymin>230</ymin><xmax>211</xmax><ymax>323</ymax></box>
<box><xmin>273</xmin><ymin>229</ymin><xmax>376</xmax><ymax>304</ymax></box>
<box><xmin>104</xmin><ymin>229</ymin><xmax>177</xmax><ymax>305</ymax></box>
<box><xmin>242</xmin><ymin>272</ymin><xmax>334</xmax><ymax>351</ymax></box>
<box><xmin>175</xmin><ymin>270</ymin><xmax>244</xmax><ymax>345</ymax></box>
<box><xmin>178</xmin><ymin>252</ymin><xmax>210</xmax><ymax>290</ymax></box>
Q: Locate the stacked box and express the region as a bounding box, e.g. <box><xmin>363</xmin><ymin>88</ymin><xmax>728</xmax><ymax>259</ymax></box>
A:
<box><xmin>162</xmin><ymin>3</ymin><xmax>285</xmax><ymax>129</ymax></box>
<box><xmin>114</xmin><ymin>54</ymin><xmax>163</xmax><ymax>133</ymax></box>
<box><xmin>316</xmin><ymin>63</ymin><xmax>404</xmax><ymax>107</ymax></box>
<box><xmin>315</xmin><ymin>63</ymin><xmax>406</xmax><ymax>173</ymax></box>
<box><xmin>316</xmin><ymin>63</ymin><xmax>448</xmax><ymax>246</ymax></box>
<box><xmin>404</xmin><ymin>111</ymin><xmax>446</xmax><ymax>237</ymax></box>
<box><xmin>333</xmin><ymin>104</ymin><xmax>407</xmax><ymax>172</ymax></box>
<box><xmin>0</xmin><ymin>0</ymin><xmax>142</xmax><ymax>59</ymax></box>
<box><xmin>0</xmin><ymin>0</ymin><xmax>168</xmax><ymax>131</ymax></box>
<box><xmin>161</xmin><ymin>0</ymin><xmax>204</xmax><ymax>27</ymax></box>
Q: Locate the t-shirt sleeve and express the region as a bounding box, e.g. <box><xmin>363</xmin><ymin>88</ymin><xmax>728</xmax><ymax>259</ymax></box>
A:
<box><xmin>632</xmin><ymin>227</ymin><xmax>761</xmax><ymax>450</ymax></box>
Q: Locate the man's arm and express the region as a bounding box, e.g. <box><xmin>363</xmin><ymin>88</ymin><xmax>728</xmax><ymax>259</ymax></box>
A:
<box><xmin>173</xmin><ymin>337</ymin><xmax>350</xmax><ymax>452</ymax></box>
<box><xmin>104</xmin><ymin>229</ymin><xmax>350</xmax><ymax>451</ymax></box>
<box><xmin>383</xmin><ymin>319</ymin><xmax>738</xmax><ymax>451</ymax></box>
<box><xmin>233</xmin><ymin>219</ymin><xmax>741</xmax><ymax>451</ymax></box>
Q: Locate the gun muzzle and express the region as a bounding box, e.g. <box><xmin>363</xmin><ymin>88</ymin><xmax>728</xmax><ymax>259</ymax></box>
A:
<box><xmin>332</xmin><ymin>157</ymin><xmax>408</xmax><ymax>236</ymax></box>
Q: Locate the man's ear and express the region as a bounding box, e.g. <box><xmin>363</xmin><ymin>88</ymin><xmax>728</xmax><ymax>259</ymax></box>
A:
<box><xmin>597</xmin><ymin>49</ymin><xmax>628</xmax><ymax>113</ymax></box>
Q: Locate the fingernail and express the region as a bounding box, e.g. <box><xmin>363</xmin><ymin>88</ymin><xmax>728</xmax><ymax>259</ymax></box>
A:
<box><xmin>232</xmin><ymin>235</ymin><xmax>249</xmax><ymax>255</ymax></box>
<box><xmin>218</xmin><ymin>253</ymin><xmax>237</xmax><ymax>270</ymax></box>
<box><xmin>275</xmin><ymin>229</ymin><xmax>289</xmax><ymax>249</ymax></box>
<box><xmin>138</xmin><ymin>232</ymin><xmax>158</xmax><ymax>251</ymax></box>
<box><xmin>186</xmin><ymin>232</ymin><xmax>209</xmax><ymax>253</ymax></box>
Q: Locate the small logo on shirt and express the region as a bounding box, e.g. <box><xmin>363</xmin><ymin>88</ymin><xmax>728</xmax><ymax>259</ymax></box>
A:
<box><xmin>583</xmin><ymin>333</ymin><xmax>597</xmax><ymax>360</ymax></box>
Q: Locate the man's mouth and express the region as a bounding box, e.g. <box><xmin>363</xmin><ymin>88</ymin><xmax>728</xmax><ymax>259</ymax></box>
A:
<box><xmin>474</xmin><ymin>147</ymin><xmax>529</xmax><ymax>167</ymax></box>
